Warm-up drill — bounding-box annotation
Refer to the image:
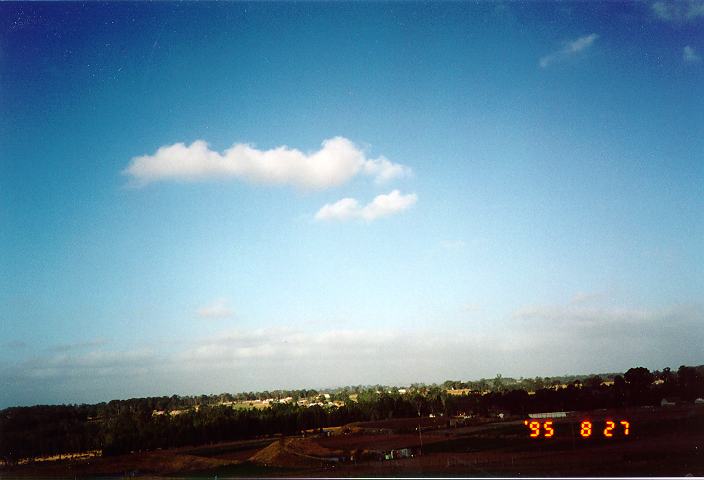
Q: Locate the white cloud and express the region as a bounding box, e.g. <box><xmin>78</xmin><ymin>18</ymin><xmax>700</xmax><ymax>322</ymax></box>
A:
<box><xmin>683</xmin><ymin>45</ymin><xmax>702</xmax><ymax>63</ymax></box>
<box><xmin>315</xmin><ymin>190</ymin><xmax>417</xmax><ymax>222</ymax></box>
<box><xmin>177</xmin><ymin>327</ymin><xmax>485</xmax><ymax>365</ymax></box>
<box><xmin>652</xmin><ymin>1</ymin><xmax>704</xmax><ymax>23</ymax></box>
<box><xmin>123</xmin><ymin>137</ymin><xmax>411</xmax><ymax>189</ymax></box>
<box><xmin>462</xmin><ymin>303</ymin><xmax>482</xmax><ymax>313</ymax></box>
<box><xmin>569</xmin><ymin>291</ymin><xmax>604</xmax><ymax>305</ymax></box>
<box><xmin>440</xmin><ymin>239</ymin><xmax>466</xmax><ymax>250</ymax></box>
<box><xmin>363</xmin><ymin>156</ymin><xmax>412</xmax><ymax>184</ymax></box>
<box><xmin>50</xmin><ymin>338</ymin><xmax>109</xmax><ymax>352</ymax></box>
<box><xmin>197</xmin><ymin>299</ymin><xmax>235</xmax><ymax>319</ymax></box>
<box><xmin>539</xmin><ymin>33</ymin><xmax>599</xmax><ymax>68</ymax></box>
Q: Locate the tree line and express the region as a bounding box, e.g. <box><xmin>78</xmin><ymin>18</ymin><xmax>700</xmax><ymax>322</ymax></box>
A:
<box><xmin>1</xmin><ymin>365</ymin><xmax>702</xmax><ymax>464</ymax></box>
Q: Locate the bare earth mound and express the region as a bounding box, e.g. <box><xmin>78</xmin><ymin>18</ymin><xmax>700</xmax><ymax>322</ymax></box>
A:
<box><xmin>250</xmin><ymin>438</ymin><xmax>343</xmax><ymax>468</ymax></box>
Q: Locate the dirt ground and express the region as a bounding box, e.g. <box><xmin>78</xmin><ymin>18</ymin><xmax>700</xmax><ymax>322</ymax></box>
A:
<box><xmin>2</xmin><ymin>405</ymin><xmax>703</xmax><ymax>477</ymax></box>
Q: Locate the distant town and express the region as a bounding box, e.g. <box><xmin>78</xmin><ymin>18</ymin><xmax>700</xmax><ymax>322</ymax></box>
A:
<box><xmin>2</xmin><ymin>364</ymin><xmax>703</xmax><ymax>476</ymax></box>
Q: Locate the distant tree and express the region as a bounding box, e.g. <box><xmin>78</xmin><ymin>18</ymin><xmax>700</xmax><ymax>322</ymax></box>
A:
<box><xmin>585</xmin><ymin>375</ymin><xmax>603</xmax><ymax>389</ymax></box>
<box><xmin>492</xmin><ymin>374</ymin><xmax>504</xmax><ymax>392</ymax></box>
<box><xmin>623</xmin><ymin>367</ymin><xmax>654</xmax><ymax>405</ymax></box>
<box><xmin>412</xmin><ymin>394</ymin><xmax>424</xmax><ymax>417</ymax></box>
<box><xmin>677</xmin><ymin>365</ymin><xmax>702</xmax><ymax>398</ymax></box>
<box><xmin>502</xmin><ymin>389</ymin><xmax>529</xmax><ymax>415</ymax></box>
<box><xmin>533</xmin><ymin>377</ymin><xmax>545</xmax><ymax>391</ymax></box>
<box><xmin>624</xmin><ymin>367</ymin><xmax>654</xmax><ymax>391</ymax></box>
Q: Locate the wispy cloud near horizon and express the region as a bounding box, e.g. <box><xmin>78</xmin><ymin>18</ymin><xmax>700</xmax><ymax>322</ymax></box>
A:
<box><xmin>3</xmin><ymin>300</ymin><xmax>701</xmax><ymax>407</ymax></box>
<box><xmin>539</xmin><ymin>33</ymin><xmax>599</xmax><ymax>68</ymax></box>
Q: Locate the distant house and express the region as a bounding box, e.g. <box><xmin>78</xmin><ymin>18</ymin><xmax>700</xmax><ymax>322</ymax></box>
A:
<box><xmin>447</xmin><ymin>388</ymin><xmax>472</xmax><ymax>396</ymax></box>
<box><xmin>383</xmin><ymin>448</ymin><xmax>413</xmax><ymax>460</ymax></box>
<box><xmin>393</xmin><ymin>448</ymin><xmax>413</xmax><ymax>459</ymax></box>
<box><xmin>528</xmin><ymin>411</ymin><xmax>567</xmax><ymax>419</ymax></box>
<box><xmin>449</xmin><ymin>418</ymin><xmax>468</xmax><ymax>428</ymax></box>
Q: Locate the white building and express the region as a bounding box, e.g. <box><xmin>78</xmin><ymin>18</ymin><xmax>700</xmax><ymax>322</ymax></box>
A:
<box><xmin>528</xmin><ymin>411</ymin><xmax>567</xmax><ymax>419</ymax></box>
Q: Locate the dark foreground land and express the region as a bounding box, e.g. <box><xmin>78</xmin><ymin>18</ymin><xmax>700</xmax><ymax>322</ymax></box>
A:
<box><xmin>2</xmin><ymin>404</ymin><xmax>703</xmax><ymax>478</ymax></box>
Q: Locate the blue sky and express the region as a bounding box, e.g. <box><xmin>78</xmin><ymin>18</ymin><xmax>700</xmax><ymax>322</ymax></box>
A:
<box><xmin>1</xmin><ymin>1</ymin><xmax>703</xmax><ymax>407</ymax></box>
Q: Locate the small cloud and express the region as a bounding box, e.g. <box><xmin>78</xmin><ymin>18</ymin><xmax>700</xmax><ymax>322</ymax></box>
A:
<box><xmin>539</xmin><ymin>33</ymin><xmax>599</xmax><ymax>68</ymax></box>
<box><xmin>50</xmin><ymin>338</ymin><xmax>109</xmax><ymax>352</ymax></box>
<box><xmin>440</xmin><ymin>240</ymin><xmax>466</xmax><ymax>250</ymax></box>
<box><xmin>651</xmin><ymin>1</ymin><xmax>704</xmax><ymax>23</ymax></box>
<box><xmin>362</xmin><ymin>155</ymin><xmax>413</xmax><ymax>184</ymax></box>
<box><xmin>463</xmin><ymin>303</ymin><xmax>482</xmax><ymax>314</ymax></box>
<box><xmin>197</xmin><ymin>299</ymin><xmax>235</xmax><ymax>319</ymax></box>
<box><xmin>315</xmin><ymin>190</ymin><xmax>417</xmax><ymax>222</ymax></box>
<box><xmin>683</xmin><ymin>45</ymin><xmax>702</xmax><ymax>63</ymax></box>
<box><xmin>570</xmin><ymin>292</ymin><xmax>604</xmax><ymax>305</ymax></box>
<box><xmin>123</xmin><ymin>137</ymin><xmax>410</xmax><ymax>189</ymax></box>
